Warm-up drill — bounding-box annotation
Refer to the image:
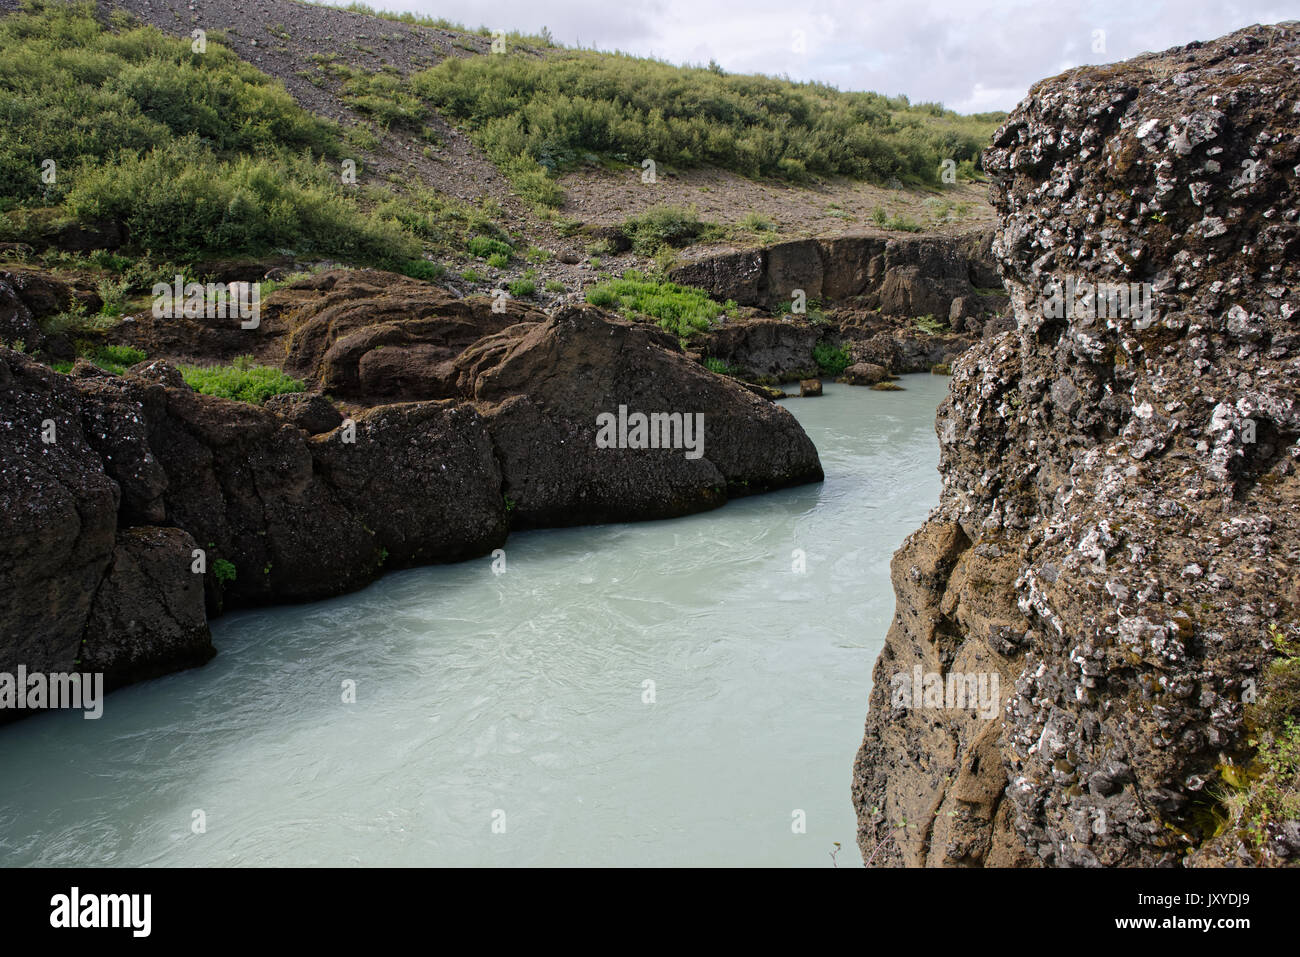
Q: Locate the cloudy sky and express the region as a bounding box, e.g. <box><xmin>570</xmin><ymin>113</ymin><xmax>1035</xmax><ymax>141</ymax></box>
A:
<box><xmin>323</xmin><ymin>0</ymin><xmax>1295</xmax><ymax>113</ymax></box>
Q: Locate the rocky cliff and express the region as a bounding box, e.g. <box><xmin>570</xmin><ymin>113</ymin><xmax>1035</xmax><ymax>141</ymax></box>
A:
<box><xmin>679</xmin><ymin>232</ymin><xmax>1008</xmax><ymax>383</ymax></box>
<box><xmin>853</xmin><ymin>22</ymin><xmax>1300</xmax><ymax>866</ymax></box>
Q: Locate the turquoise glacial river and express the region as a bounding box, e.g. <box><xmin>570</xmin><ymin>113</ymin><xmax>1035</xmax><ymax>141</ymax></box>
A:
<box><xmin>0</xmin><ymin>377</ymin><xmax>948</xmax><ymax>867</ymax></box>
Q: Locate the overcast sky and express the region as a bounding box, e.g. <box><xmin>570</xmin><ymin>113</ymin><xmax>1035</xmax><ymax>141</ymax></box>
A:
<box><xmin>323</xmin><ymin>0</ymin><xmax>1295</xmax><ymax>113</ymax></box>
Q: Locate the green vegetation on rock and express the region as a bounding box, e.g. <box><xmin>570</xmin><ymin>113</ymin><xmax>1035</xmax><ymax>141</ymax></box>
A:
<box><xmin>1213</xmin><ymin>625</ymin><xmax>1300</xmax><ymax>860</ymax></box>
<box><xmin>179</xmin><ymin>357</ymin><xmax>305</xmax><ymax>404</ymax></box>
<box><xmin>813</xmin><ymin>342</ymin><xmax>851</xmax><ymax>377</ymax></box>
<box><xmin>585</xmin><ymin>271</ymin><xmax>733</xmax><ymax>339</ymax></box>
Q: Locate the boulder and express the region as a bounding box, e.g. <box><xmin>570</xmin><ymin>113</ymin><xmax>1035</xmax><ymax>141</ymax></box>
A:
<box><xmin>458</xmin><ymin>306</ymin><xmax>824</xmax><ymax>527</ymax></box>
<box><xmin>799</xmin><ymin>378</ymin><xmax>823</xmax><ymax>396</ymax></box>
<box><xmin>838</xmin><ymin>362</ymin><xmax>889</xmax><ymax>386</ymax></box>
<box><xmin>279</xmin><ymin>269</ymin><xmax>543</xmax><ymax>400</ymax></box>
<box><xmin>697</xmin><ymin>318</ymin><xmax>820</xmax><ymax>381</ymax></box>
<box><xmin>263</xmin><ymin>391</ymin><xmax>343</xmax><ymax>434</ymax></box>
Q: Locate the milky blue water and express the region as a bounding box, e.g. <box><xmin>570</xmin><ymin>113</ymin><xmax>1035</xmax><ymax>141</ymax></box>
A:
<box><xmin>0</xmin><ymin>377</ymin><xmax>947</xmax><ymax>867</ymax></box>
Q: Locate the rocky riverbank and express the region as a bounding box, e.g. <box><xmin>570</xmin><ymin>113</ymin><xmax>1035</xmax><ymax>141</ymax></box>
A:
<box><xmin>0</xmin><ymin>279</ymin><xmax>824</xmax><ymax>713</ymax></box>
<box><xmin>853</xmin><ymin>22</ymin><xmax>1300</xmax><ymax>866</ymax></box>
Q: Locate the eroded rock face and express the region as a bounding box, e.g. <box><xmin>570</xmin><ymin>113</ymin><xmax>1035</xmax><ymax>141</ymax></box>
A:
<box><xmin>459</xmin><ymin>307</ymin><xmax>824</xmax><ymax>527</ymax></box>
<box><xmin>697</xmin><ymin>319</ymin><xmax>825</xmax><ymax>382</ymax></box>
<box><xmin>668</xmin><ymin>231</ymin><xmax>1000</xmax><ymax>318</ymax></box>
<box><xmin>279</xmin><ymin>270</ymin><xmax>544</xmax><ymax>400</ymax></box>
<box><xmin>854</xmin><ymin>22</ymin><xmax>1300</xmax><ymax>867</ymax></box>
<box><xmin>82</xmin><ymin>526</ymin><xmax>214</xmax><ymax>691</ymax></box>
<box><xmin>0</xmin><ymin>353</ymin><xmax>121</xmax><ymax>680</ymax></box>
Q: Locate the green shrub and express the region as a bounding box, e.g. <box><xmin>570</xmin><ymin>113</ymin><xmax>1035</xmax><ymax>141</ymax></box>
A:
<box><xmin>96</xmin><ymin>277</ymin><xmax>131</xmax><ymax>316</ymax></box>
<box><xmin>213</xmin><ymin>558</ymin><xmax>237</xmax><ymax>583</ymax></box>
<box><xmin>883</xmin><ymin>212</ymin><xmax>923</xmax><ymax>232</ymax></box>
<box><xmin>621</xmin><ymin>205</ymin><xmax>719</xmax><ymax>256</ymax></box>
<box><xmin>399</xmin><ymin>259</ymin><xmax>445</xmax><ymax>281</ymax></box>
<box><xmin>704</xmin><ymin>356</ymin><xmax>738</xmax><ymax>375</ymax></box>
<box><xmin>544</xmin><ymin>280</ymin><xmax>565</xmax><ymax>293</ymax></box>
<box><xmin>179</xmin><ymin>361</ymin><xmax>305</xmax><ymax>404</ymax></box>
<box><xmin>0</xmin><ymin>2</ymin><xmax>424</xmax><ymax>267</ymax></box>
<box><xmin>913</xmin><ymin>314</ymin><xmax>947</xmax><ymax>335</ymax></box>
<box><xmin>584</xmin><ymin>271</ymin><xmax>733</xmax><ymax>339</ymax></box>
<box><xmin>813</xmin><ymin>342</ymin><xmax>851</xmax><ymax>377</ymax></box>
<box><xmin>67</xmin><ymin>136</ymin><xmax>418</xmax><ymax>263</ymax></box>
<box><xmin>38</xmin><ymin>304</ymin><xmax>117</xmax><ymax>337</ymax></box>
<box><xmin>487</xmin><ymin>252</ymin><xmax>509</xmax><ymax>269</ymax></box>
<box><xmin>467</xmin><ymin>235</ymin><xmax>512</xmax><ymax>259</ymax></box>
<box><xmin>372</xmin><ymin>185</ymin><xmax>507</xmax><ymax>253</ymax></box>
<box><xmin>737</xmin><ymin>212</ymin><xmax>774</xmax><ymax>232</ymax></box>
<box><xmin>507</xmin><ymin>279</ymin><xmax>536</xmax><ymax>298</ymax></box>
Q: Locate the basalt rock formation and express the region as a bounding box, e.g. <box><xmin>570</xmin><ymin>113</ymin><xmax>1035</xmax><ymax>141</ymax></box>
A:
<box><xmin>682</xmin><ymin>233</ymin><xmax>1008</xmax><ymax>382</ymax></box>
<box><xmin>854</xmin><ymin>22</ymin><xmax>1300</xmax><ymax>866</ymax></box>
<box><xmin>1</xmin><ymin>293</ymin><xmax>822</xmax><ymax>709</ymax></box>
<box><xmin>669</xmin><ymin>232</ymin><xmax>1001</xmax><ymax>316</ymax></box>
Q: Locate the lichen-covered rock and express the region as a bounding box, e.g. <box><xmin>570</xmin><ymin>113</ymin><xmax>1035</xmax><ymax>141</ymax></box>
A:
<box><xmin>854</xmin><ymin>22</ymin><xmax>1300</xmax><ymax>867</ymax></box>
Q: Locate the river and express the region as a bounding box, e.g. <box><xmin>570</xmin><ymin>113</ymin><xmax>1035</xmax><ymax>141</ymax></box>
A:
<box><xmin>0</xmin><ymin>376</ymin><xmax>948</xmax><ymax>867</ymax></box>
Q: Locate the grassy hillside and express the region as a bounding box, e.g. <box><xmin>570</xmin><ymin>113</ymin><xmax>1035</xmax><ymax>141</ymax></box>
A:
<box><xmin>0</xmin><ymin>0</ymin><xmax>418</xmax><ymax>264</ymax></box>
<box><xmin>411</xmin><ymin>52</ymin><xmax>1000</xmax><ymax>206</ymax></box>
<box><xmin>0</xmin><ymin>0</ymin><xmax>1003</xmax><ymax>269</ymax></box>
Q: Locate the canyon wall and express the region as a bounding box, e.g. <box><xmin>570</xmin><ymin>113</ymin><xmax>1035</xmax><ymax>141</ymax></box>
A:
<box><xmin>669</xmin><ymin>232</ymin><xmax>1001</xmax><ymax>317</ymax></box>
<box><xmin>854</xmin><ymin>22</ymin><xmax>1300</xmax><ymax>866</ymax></box>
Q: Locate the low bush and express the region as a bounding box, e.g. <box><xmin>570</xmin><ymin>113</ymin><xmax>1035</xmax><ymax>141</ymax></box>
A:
<box><xmin>584</xmin><ymin>271</ymin><xmax>733</xmax><ymax>339</ymax></box>
<box><xmin>812</xmin><ymin>342</ymin><xmax>851</xmax><ymax>377</ymax></box>
<box><xmin>179</xmin><ymin>358</ymin><xmax>305</xmax><ymax>404</ymax></box>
